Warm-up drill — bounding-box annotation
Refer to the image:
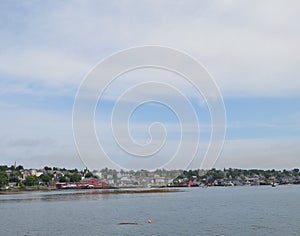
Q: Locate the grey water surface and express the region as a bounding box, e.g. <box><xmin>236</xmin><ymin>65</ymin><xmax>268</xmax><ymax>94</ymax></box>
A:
<box><xmin>0</xmin><ymin>185</ymin><xmax>299</xmax><ymax>236</ymax></box>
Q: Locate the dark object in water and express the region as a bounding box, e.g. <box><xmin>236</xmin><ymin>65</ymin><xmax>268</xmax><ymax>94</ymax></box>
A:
<box><xmin>118</xmin><ymin>222</ymin><xmax>138</xmax><ymax>225</ymax></box>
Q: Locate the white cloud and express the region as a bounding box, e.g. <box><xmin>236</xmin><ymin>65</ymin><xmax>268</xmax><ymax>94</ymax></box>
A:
<box><xmin>0</xmin><ymin>48</ymin><xmax>90</xmax><ymax>87</ymax></box>
<box><xmin>1</xmin><ymin>1</ymin><xmax>300</xmax><ymax>97</ymax></box>
<box><xmin>0</xmin><ymin>1</ymin><xmax>299</xmax><ymax>169</ymax></box>
<box><xmin>95</xmin><ymin>68</ymin><xmax>208</xmax><ymax>104</ymax></box>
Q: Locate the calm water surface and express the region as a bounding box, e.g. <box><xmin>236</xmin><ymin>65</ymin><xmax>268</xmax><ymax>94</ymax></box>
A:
<box><xmin>0</xmin><ymin>186</ymin><xmax>299</xmax><ymax>236</ymax></box>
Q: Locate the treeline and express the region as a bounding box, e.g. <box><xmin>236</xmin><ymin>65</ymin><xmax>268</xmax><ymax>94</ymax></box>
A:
<box><xmin>0</xmin><ymin>165</ymin><xmax>97</xmax><ymax>188</ymax></box>
<box><xmin>0</xmin><ymin>165</ymin><xmax>81</xmax><ymax>172</ymax></box>
<box><xmin>175</xmin><ymin>168</ymin><xmax>300</xmax><ymax>184</ymax></box>
<box><xmin>203</xmin><ymin>168</ymin><xmax>299</xmax><ymax>180</ymax></box>
<box><xmin>1</xmin><ymin>165</ymin><xmax>299</xmax><ymax>188</ymax></box>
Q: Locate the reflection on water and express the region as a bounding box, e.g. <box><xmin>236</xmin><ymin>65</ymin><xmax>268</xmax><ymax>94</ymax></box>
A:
<box><xmin>0</xmin><ymin>189</ymin><xmax>133</xmax><ymax>203</ymax></box>
<box><xmin>0</xmin><ymin>188</ymin><xmax>178</xmax><ymax>203</ymax></box>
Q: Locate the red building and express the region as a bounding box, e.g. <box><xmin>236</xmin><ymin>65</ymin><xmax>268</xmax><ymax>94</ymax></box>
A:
<box><xmin>56</xmin><ymin>178</ymin><xmax>109</xmax><ymax>189</ymax></box>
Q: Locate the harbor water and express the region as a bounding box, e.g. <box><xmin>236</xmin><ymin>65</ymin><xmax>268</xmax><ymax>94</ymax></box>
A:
<box><xmin>1</xmin><ymin>185</ymin><xmax>299</xmax><ymax>236</ymax></box>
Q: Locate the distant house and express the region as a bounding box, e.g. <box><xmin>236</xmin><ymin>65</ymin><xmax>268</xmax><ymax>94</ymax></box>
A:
<box><xmin>27</xmin><ymin>169</ymin><xmax>41</xmax><ymax>176</ymax></box>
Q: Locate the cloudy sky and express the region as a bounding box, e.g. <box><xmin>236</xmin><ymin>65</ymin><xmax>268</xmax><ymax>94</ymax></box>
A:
<box><xmin>0</xmin><ymin>0</ymin><xmax>299</xmax><ymax>170</ymax></box>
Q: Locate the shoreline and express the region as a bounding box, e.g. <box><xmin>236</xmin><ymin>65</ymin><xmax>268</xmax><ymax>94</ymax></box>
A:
<box><xmin>0</xmin><ymin>187</ymin><xmax>183</xmax><ymax>195</ymax></box>
<box><xmin>1</xmin><ymin>183</ymin><xmax>299</xmax><ymax>195</ymax></box>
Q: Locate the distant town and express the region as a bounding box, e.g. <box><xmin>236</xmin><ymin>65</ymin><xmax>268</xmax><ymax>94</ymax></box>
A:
<box><xmin>0</xmin><ymin>164</ymin><xmax>299</xmax><ymax>191</ymax></box>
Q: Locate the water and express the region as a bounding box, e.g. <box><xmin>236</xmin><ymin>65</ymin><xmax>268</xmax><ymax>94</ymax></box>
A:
<box><xmin>0</xmin><ymin>186</ymin><xmax>299</xmax><ymax>236</ymax></box>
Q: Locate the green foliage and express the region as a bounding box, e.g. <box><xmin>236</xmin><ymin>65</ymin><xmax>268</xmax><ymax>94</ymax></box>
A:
<box><xmin>19</xmin><ymin>182</ymin><xmax>25</xmax><ymax>189</ymax></box>
<box><xmin>68</xmin><ymin>173</ymin><xmax>82</xmax><ymax>182</ymax></box>
<box><xmin>59</xmin><ymin>172</ymin><xmax>82</xmax><ymax>182</ymax></box>
<box><xmin>84</xmin><ymin>172</ymin><xmax>93</xmax><ymax>178</ymax></box>
<box><xmin>24</xmin><ymin>175</ymin><xmax>38</xmax><ymax>186</ymax></box>
<box><xmin>16</xmin><ymin>165</ymin><xmax>24</xmax><ymax>171</ymax></box>
<box><xmin>59</xmin><ymin>176</ymin><xmax>68</xmax><ymax>182</ymax></box>
<box><xmin>0</xmin><ymin>165</ymin><xmax>8</xmax><ymax>171</ymax></box>
<box><xmin>69</xmin><ymin>168</ymin><xmax>79</xmax><ymax>173</ymax></box>
<box><xmin>39</xmin><ymin>174</ymin><xmax>53</xmax><ymax>184</ymax></box>
<box><xmin>0</xmin><ymin>171</ymin><xmax>8</xmax><ymax>187</ymax></box>
<box><xmin>1</xmin><ymin>165</ymin><xmax>299</xmax><ymax>188</ymax></box>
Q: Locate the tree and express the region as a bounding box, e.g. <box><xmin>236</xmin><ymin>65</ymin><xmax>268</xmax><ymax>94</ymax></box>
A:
<box><xmin>8</xmin><ymin>169</ymin><xmax>21</xmax><ymax>183</ymax></box>
<box><xmin>0</xmin><ymin>165</ymin><xmax>8</xmax><ymax>172</ymax></box>
<box><xmin>264</xmin><ymin>172</ymin><xmax>271</xmax><ymax>179</ymax></box>
<box><xmin>59</xmin><ymin>176</ymin><xmax>68</xmax><ymax>182</ymax></box>
<box><xmin>293</xmin><ymin>168</ymin><xmax>299</xmax><ymax>177</ymax></box>
<box><xmin>69</xmin><ymin>173</ymin><xmax>82</xmax><ymax>182</ymax></box>
<box><xmin>19</xmin><ymin>182</ymin><xmax>25</xmax><ymax>189</ymax></box>
<box><xmin>69</xmin><ymin>168</ymin><xmax>78</xmax><ymax>173</ymax></box>
<box><xmin>0</xmin><ymin>171</ymin><xmax>8</xmax><ymax>187</ymax></box>
<box><xmin>40</xmin><ymin>174</ymin><xmax>52</xmax><ymax>185</ymax></box>
<box><xmin>84</xmin><ymin>172</ymin><xmax>93</xmax><ymax>179</ymax></box>
<box><xmin>24</xmin><ymin>175</ymin><xmax>38</xmax><ymax>186</ymax></box>
<box><xmin>44</xmin><ymin>166</ymin><xmax>52</xmax><ymax>171</ymax></box>
<box><xmin>16</xmin><ymin>165</ymin><xmax>24</xmax><ymax>171</ymax></box>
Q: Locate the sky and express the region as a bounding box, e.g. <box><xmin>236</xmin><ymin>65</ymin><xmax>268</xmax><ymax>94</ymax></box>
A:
<box><xmin>0</xmin><ymin>0</ymin><xmax>300</xmax><ymax>170</ymax></box>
